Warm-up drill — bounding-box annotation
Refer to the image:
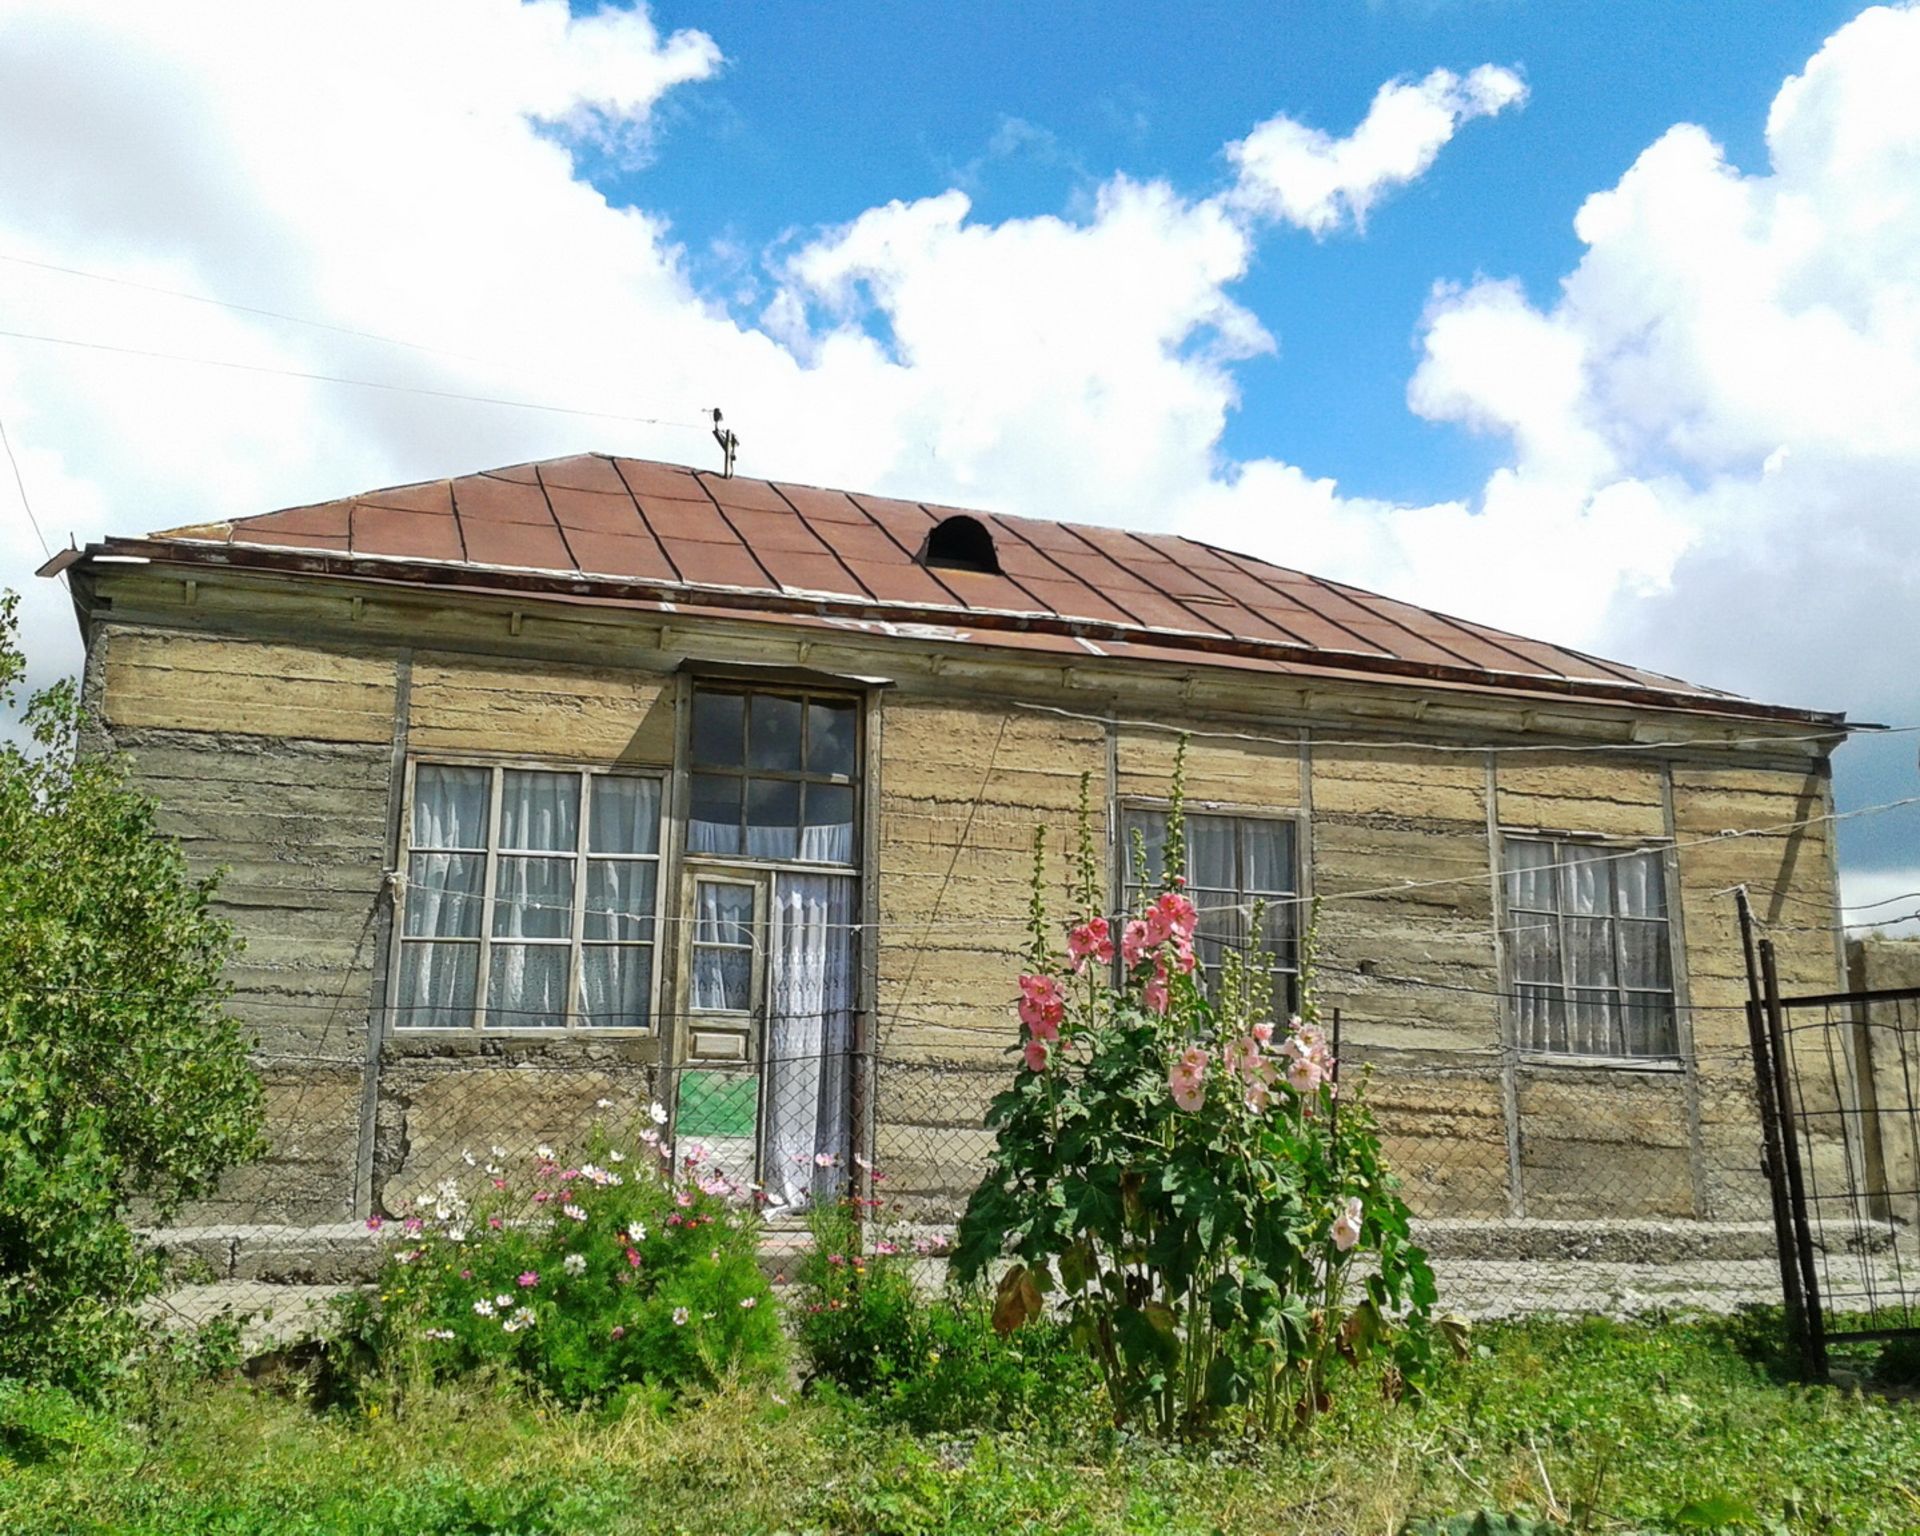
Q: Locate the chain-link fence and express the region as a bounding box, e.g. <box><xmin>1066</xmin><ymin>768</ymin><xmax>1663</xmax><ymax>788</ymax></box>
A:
<box><xmin>142</xmin><ymin>1025</ymin><xmax>1853</xmax><ymax>1343</ymax></box>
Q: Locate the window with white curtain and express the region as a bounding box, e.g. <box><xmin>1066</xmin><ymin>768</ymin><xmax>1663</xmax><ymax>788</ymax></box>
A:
<box><xmin>687</xmin><ymin>687</ymin><xmax>858</xmax><ymax>864</ymax></box>
<box><xmin>1503</xmin><ymin>836</ymin><xmax>1677</xmax><ymax>1059</ymax></box>
<box><xmin>1122</xmin><ymin>806</ymin><xmax>1299</xmax><ymax>1007</ymax></box>
<box><xmin>395</xmin><ymin>762</ymin><xmax>662</xmax><ymax>1030</ymax></box>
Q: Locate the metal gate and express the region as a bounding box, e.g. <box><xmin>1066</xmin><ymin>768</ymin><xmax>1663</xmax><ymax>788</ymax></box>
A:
<box><xmin>1749</xmin><ymin>932</ymin><xmax>1920</xmax><ymax>1378</ymax></box>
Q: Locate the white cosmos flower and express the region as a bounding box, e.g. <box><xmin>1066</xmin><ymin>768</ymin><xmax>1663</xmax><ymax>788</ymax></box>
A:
<box><xmin>563</xmin><ymin>1253</ymin><xmax>587</xmax><ymax>1276</ymax></box>
<box><xmin>649</xmin><ymin>1102</ymin><xmax>669</xmax><ymax>1126</ymax></box>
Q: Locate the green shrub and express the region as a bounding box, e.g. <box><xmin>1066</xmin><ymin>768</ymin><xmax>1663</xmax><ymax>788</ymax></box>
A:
<box><xmin>0</xmin><ymin>591</ymin><xmax>263</xmax><ymax>1393</ymax></box>
<box><xmin>791</xmin><ymin>1193</ymin><xmax>1097</xmax><ymax>1434</ymax></box>
<box><xmin>334</xmin><ymin>1123</ymin><xmax>783</xmax><ymax>1405</ymax></box>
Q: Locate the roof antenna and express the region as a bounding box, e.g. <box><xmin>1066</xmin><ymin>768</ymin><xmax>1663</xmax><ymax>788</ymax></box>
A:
<box><xmin>710</xmin><ymin>408</ymin><xmax>739</xmax><ymax>478</ymax></box>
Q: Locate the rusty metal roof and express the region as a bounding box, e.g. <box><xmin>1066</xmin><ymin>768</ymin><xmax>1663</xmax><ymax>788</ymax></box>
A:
<box><xmin>80</xmin><ymin>453</ymin><xmax>1838</xmax><ymax>724</ymax></box>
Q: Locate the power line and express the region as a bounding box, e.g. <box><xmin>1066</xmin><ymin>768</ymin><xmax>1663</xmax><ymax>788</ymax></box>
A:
<box><xmin>0</xmin><ymin>412</ymin><xmax>51</xmax><ymax>562</ymax></box>
<box><xmin>0</xmin><ymin>326</ymin><xmax>710</xmax><ymax>431</ymax></box>
<box><xmin>0</xmin><ymin>249</ymin><xmax>495</xmax><ymax>366</ymax></box>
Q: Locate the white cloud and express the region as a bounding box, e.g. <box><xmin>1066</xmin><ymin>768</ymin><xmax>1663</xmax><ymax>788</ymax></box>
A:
<box><xmin>0</xmin><ymin>0</ymin><xmax>1912</xmax><ymax>886</ymax></box>
<box><xmin>1227</xmin><ymin>65</ymin><xmax>1527</xmax><ymax>234</ymax></box>
<box><xmin>1840</xmin><ymin>865</ymin><xmax>1920</xmax><ymax>939</ymax></box>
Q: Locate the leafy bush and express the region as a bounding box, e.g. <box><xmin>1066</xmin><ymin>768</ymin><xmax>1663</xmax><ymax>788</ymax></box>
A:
<box><xmin>954</xmin><ymin>753</ymin><xmax>1441</xmax><ymax>1438</ymax></box>
<box><xmin>791</xmin><ymin>1193</ymin><xmax>1097</xmax><ymax>1434</ymax></box>
<box><xmin>0</xmin><ymin>591</ymin><xmax>263</xmax><ymax>1392</ymax></box>
<box><xmin>334</xmin><ymin>1119</ymin><xmax>782</xmax><ymax>1405</ymax></box>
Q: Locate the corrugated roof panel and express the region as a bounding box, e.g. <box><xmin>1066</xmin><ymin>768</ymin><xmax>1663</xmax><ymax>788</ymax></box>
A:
<box><xmin>130</xmin><ymin>452</ymin><xmax>1786</xmax><ymax>715</ymax></box>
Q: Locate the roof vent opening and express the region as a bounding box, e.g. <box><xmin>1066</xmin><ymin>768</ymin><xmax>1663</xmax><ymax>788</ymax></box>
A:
<box><xmin>919</xmin><ymin>514</ymin><xmax>1001</xmax><ymax>575</ymax></box>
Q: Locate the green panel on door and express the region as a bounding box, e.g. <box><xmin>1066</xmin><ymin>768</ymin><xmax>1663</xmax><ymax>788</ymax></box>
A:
<box><xmin>676</xmin><ymin>1069</ymin><xmax>758</xmax><ymax>1139</ymax></box>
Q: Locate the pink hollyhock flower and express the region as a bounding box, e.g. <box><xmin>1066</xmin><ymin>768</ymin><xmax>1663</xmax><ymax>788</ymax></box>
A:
<box><xmin>517</xmin><ymin>1270</ymin><xmax>539</xmax><ymax>1289</ymax></box>
<box><xmin>1121</xmin><ymin>919</ymin><xmax>1152</xmax><ymax>969</ymax></box>
<box><xmin>1286</xmin><ymin>1056</ymin><xmax>1322</xmax><ymax>1095</ymax></box>
<box><xmin>1065</xmin><ymin>917</ymin><xmax>1114</xmax><ymax>970</ymax></box>
<box><xmin>1169</xmin><ymin>932</ymin><xmax>1197</xmax><ymax>975</ymax></box>
<box><xmin>1023</xmin><ymin>1036</ymin><xmax>1051</xmax><ymax>1072</ymax></box>
<box><xmin>1143</xmin><ymin>904</ymin><xmax>1174</xmax><ymax>947</ymax></box>
<box><xmin>1154</xmin><ymin>890</ymin><xmax>1198</xmax><ymax>941</ymax></box>
<box><xmin>1331</xmin><ymin>1196</ymin><xmax>1363</xmax><ymax>1252</ymax></box>
<box><xmin>1169</xmin><ymin>1045</ymin><xmax>1210</xmax><ymax>1112</ymax></box>
<box><xmin>1143</xmin><ymin>970</ymin><xmax>1171</xmax><ymax>1016</ymax></box>
<box><xmin>1251</xmin><ymin>1019</ymin><xmax>1276</xmax><ymax>1046</ymax></box>
<box><xmin>1017</xmin><ymin>974</ymin><xmax>1064</xmax><ymax>1037</ymax></box>
<box><xmin>1244</xmin><ymin>1079</ymin><xmax>1271</xmax><ymax>1114</ymax></box>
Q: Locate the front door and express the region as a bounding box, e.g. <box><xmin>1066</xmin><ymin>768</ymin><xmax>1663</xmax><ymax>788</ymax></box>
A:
<box><xmin>676</xmin><ymin>867</ymin><xmax>857</xmax><ymax>1210</ymax></box>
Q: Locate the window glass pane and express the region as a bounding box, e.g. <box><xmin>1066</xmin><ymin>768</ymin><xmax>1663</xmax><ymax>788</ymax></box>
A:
<box><xmin>1563</xmin><ymin>916</ymin><xmax>1618</xmax><ymax>992</ymax></box>
<box><xmin>1504</xmin><ymin>838</ymin><xmax>1558</xmax><ymax>912</ymax></box>
<box><xmin>1568</xmin><ymin>988</ymin><xmax>1617</xmax><ymax>1055</ymax></box>
<box><xmin>695</xmin><ymin>882</ymin><xmax>756</xmax><ymax>945</ymax></box>
<box><xmin>413</xmin><ymin>765</ymin><xmax>489</xmax><ymax>849</ymax></box>
<box><xmin>488</xmin><ymin>945</ymin><xmax>568</xmax><ymax>1028</ymax></box>
<box><xmin>1186</xmin><ymin>815</ymin><xmax>1236</xmax><ymax>890</ymax></box>
<box><xmin>692</xmin><ymin>691</ymin><xmax>745</xmax><ymax>768</ymax></box>
<box><xmin>1618</xmin><ymin>918</ymin><xmax>1672</xmax><ymax>991</ymax></box>
<box><xmin>745</xmin><ymin>777</ymin><xmax>801</xmax><ymax>860</ymax></box>
<box><xmin>499</xmin><ymin>770</ymin><xmax>578</xmax><ymax>852</ymax></box>
<box><xmin>493</xmin><ymin>855</ymin><xmax>574</xmax><ymax>939</ymax></box>
<box><xmin>1560</xmin><ymin>847</ymin><xmax>1613</xmax><ymax>916</ymax></box>
<box><xmin>748</xmin><ymin>694</ymin><xmax>804</xmax><ymax>772</ymax></box>
<box><xmin>398</xmin><ymin>942</ymin><xmax>477</xmax><ymax>1027</ymax></box>
<box><xmin>1507</xmin><ymin>909</ymin><xmax>1561</xmax><ymax>985</ymax></box>
<box><xmin>586</xmin><ymin>861</ymin><xmax>657</xmax><ymax>941</ymax></box>
<box><xmin>582</xmin><ymin>946</ymin><xmax>651</xmax><ymax>1028</ymax></box>
<box><xmin>806</xmin><ymin>701</ymin><xmax>858</xmax><ymax>777</ymax></box>
<box><xmin>1243</xmin><ymin>819</ymin><xmax>1294</xmax><ymax>893</ymax></box>
<box><xmin>689</xmin><ymin>773</ymin><xmax>743</xmax><ymax>855</ymax></box>
<box><xmin>1124</xmin><ymin>810</ymin><xmax>1167</xmax><ymax>886</ymax></box>
<box><xmin>692</xmin><ymin>946</ymin><xmax>753</xmax><ymax>1011</ymax></box>
<box><xmin>405</xmin><ymin>852</ymin><xmax>484</xmax><ymax>937</ymax></box>
<box><xmin>1624</xmin><ymin>992</ymin><xmax>1676</xmax><ymax>1056</ymax></box>
<box><xmin>800</xmin><ymin>782</ymin><xmax>855</xmax><ymax>863</ymax></box>
<box><xmin>1616</xmin><ymin>852</ymin><xmax>1667</xmax><ymax>917</ymax></box>
<box><xmin>589</xmin><ymin>776</ymin><xmax>660</xmax><ymax>855</ymax></box>
<box><xmin>1191</xmin><ymin>886</ymin><xmax>1240</xmax><ymax>977</ymax></box>
<box><xmin>1515</xmin><ymin>983</ymin><xmax>1562</xmax><ymax>1054</ymax></box>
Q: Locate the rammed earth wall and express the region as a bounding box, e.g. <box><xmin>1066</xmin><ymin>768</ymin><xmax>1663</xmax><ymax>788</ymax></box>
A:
<box><xmin>76</xmin><ymin>563</ymin><xmax>1846</xmax><ymax>1244</ymax></box>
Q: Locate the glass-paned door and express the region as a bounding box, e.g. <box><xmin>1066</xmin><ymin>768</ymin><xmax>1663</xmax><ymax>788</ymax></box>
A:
<box><xmin>675</xmin><ymin>867</ymin><xmax>856</xmax><ymax>1210</ymax></box>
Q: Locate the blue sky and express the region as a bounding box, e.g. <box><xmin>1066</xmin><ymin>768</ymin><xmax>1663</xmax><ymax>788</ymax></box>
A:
<box><xmin>615</xmin><ymin>0</ymin><xmax>1862</xmax><ymax>502</ymax></box>
<box><xmin>0</xmin><ymin>0</ymin><xmax>1915</xmax><ymax>911</ymax></box>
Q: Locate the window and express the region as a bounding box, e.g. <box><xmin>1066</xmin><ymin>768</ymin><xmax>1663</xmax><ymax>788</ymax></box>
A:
<box><xmin>396</xmin><ymin>763</ymin><xmax>662</xmax><ymax>1030</ymax></box>
<box><xmin>688</xmin><ymin>686</ymin><xmax>858</xmax><ymax>864</ymax></box>
<box><xmin>1123</xmin><ymin>807</ymin><xmax>1298</xmax><ymax>1006</ymax></box>
<box><xmin>1503</xmin><ymin>836</ymin><xmax>1676</xmax><ymax>1059</ymax></box>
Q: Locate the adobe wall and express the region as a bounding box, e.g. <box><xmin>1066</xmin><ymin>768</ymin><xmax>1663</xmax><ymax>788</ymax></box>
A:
<box><xmin>77</xmin><ymin>568</ymin><xmax>1846</xmax><ymax>1241</ymax></box>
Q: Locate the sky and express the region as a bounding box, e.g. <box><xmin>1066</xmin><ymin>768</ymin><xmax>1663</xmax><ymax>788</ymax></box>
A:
<box><xmin>0</xmin><ymin>0</ymin><xmax>1916</xmax><ymax>933</ymax></box>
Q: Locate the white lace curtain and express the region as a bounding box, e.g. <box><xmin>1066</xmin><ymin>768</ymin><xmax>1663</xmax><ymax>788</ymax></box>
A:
<box><xmin>763</xmin><ymin>873</ymin><xmax>856</xmax><ymax>1210</ymax></box>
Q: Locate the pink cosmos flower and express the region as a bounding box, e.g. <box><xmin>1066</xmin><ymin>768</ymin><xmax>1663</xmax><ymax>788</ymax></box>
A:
<box><xmin>675</xmin><ymin>1189</ymin><xmax>695</xmax><ymax>1208</ymax></box>
<box><xmin>1023</xmin><ymin>1036</ymin><xmax>1051</xmax><ymax>1072</ymax></box>
<box><xmin>610</xmin><ymin>1326</ymin><xmax>626</xmax><ymax>1341</ymax></box>
<box><xmin>1121</xmin><ymin>919</ymin><xmax>1152</xmax><ymax>969</ymax></box>
<box><xmin>1331</xmin><ymin>1196</ymin><xmax>1363</xmax><ymax>1253</ymax></box>
<box><xmin>517</xmin><ymin>1270</ymin><xmax>539</xmax><ymax>1289</ymax></box>
<box><xmin>1065</xmin><ymin>917</ymin><xmax>1114</xmax><ymax>971</ymax></box>
<box><xmin>402</xmin><ymin>1217</ymin><xmax>423</xmax><ymax>1235</ymax></box>
<box><xmin>739</xmin><ymin>1296</ymin><xmax>758</xmax><ymax>1309</ymax></box>
<box><xmin>1169</xmin><ymin>1045</ymin><xmax>1209</xmax><ymax>1112</ymax></box>
<box><xmin>626</xmin><ymin>1246</ymin><xmax>642</xmax><ymax>1268</ymax></box>
<box><xmin>365</xmin><ymin>1216</ymin><xmax>383</xmax><ymax>1232</ymax></box>
<box><xmin>488</xmin><ymin>1216</ymin><xmax>503</xmax><ymax>1230</ymax></box>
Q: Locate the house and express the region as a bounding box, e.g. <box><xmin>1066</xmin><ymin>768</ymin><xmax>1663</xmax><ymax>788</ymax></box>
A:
<box><xmin>41</xmin><ymin>454</ymin><xmax>1855</xmax><ymax>1241</ymax></box>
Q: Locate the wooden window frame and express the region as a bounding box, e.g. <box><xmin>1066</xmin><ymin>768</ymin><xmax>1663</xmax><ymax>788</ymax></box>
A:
<box><xmin>392</xmin><ymin>755</ymin><xmax>666</xmax><ymax>1035</ymax></box>
<box><xmin>1117</xmin><ymin>798</ymin><xmax>1303</xmax><ymax>1008</ymax></box>
<box><xmin>683</xmin><ymin>684</ymin><xmax>862</xmax><ymax>873</ymax></box>
<box><xmin>1497</xmin><ymin>830</ymin><xmax>1683</xmax><ymax>1068</ymax></box>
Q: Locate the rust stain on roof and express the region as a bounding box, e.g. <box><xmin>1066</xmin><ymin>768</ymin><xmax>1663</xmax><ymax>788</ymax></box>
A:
<box><xmin>119</xmin><ymin>451</ymin><xmax>1800</xmax><ymax>718</ymax></box>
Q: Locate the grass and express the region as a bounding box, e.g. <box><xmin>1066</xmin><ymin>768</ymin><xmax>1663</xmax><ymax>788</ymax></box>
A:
<box><xmin>2</xmin><ymin>1315</ymin><xmax>1918</xmax><ymax>1535</ymax></box>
